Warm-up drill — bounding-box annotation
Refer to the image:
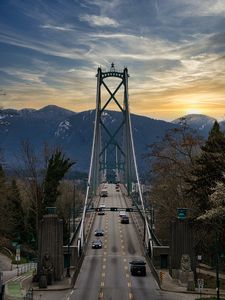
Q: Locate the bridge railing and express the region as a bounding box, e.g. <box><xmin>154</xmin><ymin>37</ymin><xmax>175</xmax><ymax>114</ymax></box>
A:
<box><xmin>129</xmin><ymin>191</ymin><xmax>161</xmax><ymax>246</ymax></box>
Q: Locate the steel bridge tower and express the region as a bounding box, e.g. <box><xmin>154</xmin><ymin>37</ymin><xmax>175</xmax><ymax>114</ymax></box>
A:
<box><xmin>78</xmin><ymin>64</ymin><xmax>154</xmax><ymax>256</ymax></box>
<box><xmin>91</xmin><ymin>63</ymin><xmax>134</xmax><ymax>194</ymax></box>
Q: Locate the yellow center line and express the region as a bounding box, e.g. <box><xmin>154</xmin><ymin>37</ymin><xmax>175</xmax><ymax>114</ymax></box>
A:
<box><xmin>126</xmin><ymin>273</ymin><xmax>130</xmax><ymax>278</ymax></box>
<box><xmin>124</xmin><ymin>266</ymin><xmax>128</xmax><ymax>270</ymax></box>
<box><xmin>128</xmin><ymin>282</ymin><xmax>131</xmax><ymax>288</ymax></box>
<box><xmin>102</xmin><ymin>272</ymin><xmax>105</xmax><ymax>277</ymax></box>
<box><xmin>128</xmin><ymin>292</ymin><xmax>133</xmax><ymax>299</ymax></box>
<box><xmin>100</xmin><ymin>282</ymin><xmax>104</xmax><ymax>287</ymax></box>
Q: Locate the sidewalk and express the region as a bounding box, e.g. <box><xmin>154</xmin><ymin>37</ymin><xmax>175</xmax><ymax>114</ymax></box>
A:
<box><xmin>159</xmin><ymin>268</ymin><xmax>225</xmax><ymax>298</ymax></box>
<box><xmin>4</xmin><ymin>269</ymin><xmax>74</xmax><ymax>300</ymax></box>
<box><xmin>5</xmin><ymin>270</ymin><xmax>33</xmax><ymax>299</ymax></box>
<box><xmin>32</xmin><ymin>269</ymin><xmax>75</xmax><ymax>291</ymax></box>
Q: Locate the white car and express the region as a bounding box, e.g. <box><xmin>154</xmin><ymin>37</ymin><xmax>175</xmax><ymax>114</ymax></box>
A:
<box><xmin>119</xmin><ymin>211</ymin><xmax>126</xmax><ymax>218</ymax></box>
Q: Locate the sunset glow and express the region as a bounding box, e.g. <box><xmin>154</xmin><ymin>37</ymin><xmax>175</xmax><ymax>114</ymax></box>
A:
<box><xmin>0</xmin><ymin>0</ymin><xmax>224</xmax><ymax>121</ymax></box>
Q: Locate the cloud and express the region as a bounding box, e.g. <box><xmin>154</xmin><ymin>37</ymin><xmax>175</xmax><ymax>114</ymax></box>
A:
<box><xmin>40</xmin><ymin>24</ymin><xmax>74</xmax><ymax>31</ymax></box>
<box><xmin>159</xmin><ymin>0</ymin><xmax>225</xmax><ymax>17</ymax></box>
<box><xmin>79</xmin><ymin>14</ymin><xmax>119</xmax><ymax>27</ymax></box>
<box><xmin>83</xmin><ymin>0</ymin><xmax>121</xmax><ymax>14</ymax></box>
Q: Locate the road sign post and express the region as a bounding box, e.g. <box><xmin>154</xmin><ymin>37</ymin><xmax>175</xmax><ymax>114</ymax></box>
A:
<box><xmin>16</xmin><ymin>246</ymin><xmax>20</xmax><ymax>275</ymax></box>
<box><xmin>197</xmin><ymin>278</ymin><xmax>204</xmax><ymax>298</ymax></box>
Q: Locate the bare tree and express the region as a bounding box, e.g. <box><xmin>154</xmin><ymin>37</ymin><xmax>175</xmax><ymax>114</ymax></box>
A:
<box><xmin>145</xmin><ymin>124</ymin><xmax>203</xmax><ymax>239</ymax></box>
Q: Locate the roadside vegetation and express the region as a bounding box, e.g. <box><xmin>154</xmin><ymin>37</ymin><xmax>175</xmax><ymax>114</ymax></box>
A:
<box><xmin>146</xmin><ymin>119</ymin><xmax>225</xmax><ymax>271</ymax></box>
<box><xmin>0</xmin><ymin>142</ymin><xmax>85</xmax><ymax>260</ymax></box>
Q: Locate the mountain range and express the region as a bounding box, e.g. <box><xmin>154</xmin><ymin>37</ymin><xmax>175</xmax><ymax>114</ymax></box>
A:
<box><xmin>0</xmin><ymin>105</ymin><xmax>221</xmax><ymax>172</ymax></box>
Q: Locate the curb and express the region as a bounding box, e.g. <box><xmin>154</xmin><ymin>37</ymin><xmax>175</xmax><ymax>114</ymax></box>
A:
<box><xmin>161</xmin><ymin>286</ymin><xmax>225</xmax><ymax>296</ymax></box>
<box><xmin>32</xmin><ymin>285</ymin><xmax>72</xmax><ymax>291</ymax></box>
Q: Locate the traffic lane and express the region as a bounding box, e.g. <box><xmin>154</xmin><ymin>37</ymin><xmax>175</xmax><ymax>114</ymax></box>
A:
<box><xmin>106</xmin><ymin>210</ymin><xmax>122</xmax><ymax>255</ymax></box>
<box><xmin>73</xmin><ymin>255</ymin><xmax>102</xmax><ymax>300</ymax></box>
<box><xmin>121</xmin><ymin>213</ymin><xmax>143</xmax><ymax>256</ymax></box>
<box><xmin>101</xmin><ymin>188</ymin><xmax>133</xmax><ymax>300</ymax></box>
<box><xmin>73</xmin><ymin>212</ymin><xmax>106</xmax><ymax>300</ymax></box>
<box><xmin>100</xmin><ymin>209</ymin><xmax>132</xmax><ymax>299</ymax></box>
<box><xmin>120</xmin><ymin>204</ymin><xmax>168</xmax><ymax>300</ymax></box>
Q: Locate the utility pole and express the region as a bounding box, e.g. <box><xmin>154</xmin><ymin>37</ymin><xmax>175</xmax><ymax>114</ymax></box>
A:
<box><xmin>216</xmin><ymin>230</ymin><xmax>220</xmax><ymax>300</ymax></box>
<box><xmin>66</xmin><ymin>208</ymin><xmax>71</xmax><ymax>277</ymax></box>
<box><xmin>72</xmin><ymin>184</ymin><xmax>76</xmax><ymax>233</ymax></box>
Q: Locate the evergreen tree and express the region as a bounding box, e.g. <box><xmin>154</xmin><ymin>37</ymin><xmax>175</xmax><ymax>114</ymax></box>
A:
<box><xmin>0</xmin><ymin>164</ymin><xmax>8</xmax><ymax>235</ymax></box>
<box><xmin>186</xmin><ymin>121</ymin><xmax>225</xmax><ymax>212</ymax></box>
<box><xmin>43</xmin><ymin>150</ymin><xmax>74</xmax><ymax>210</ymax></box>
<box><xmin>7</xmin><ymin>179</ymin><xmax>26</xmax><ymax>241</ymax></box>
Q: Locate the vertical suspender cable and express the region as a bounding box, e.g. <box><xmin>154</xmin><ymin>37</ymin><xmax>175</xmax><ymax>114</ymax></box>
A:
<box><xmin>78</xmin><ymin>68</ymin><xmax>101</xmax><ymax>250</ymax></box>
<box><xmin>123</xmin><ymin>68</ymin><xmax>152</xmax><ymax>252</ymax></box>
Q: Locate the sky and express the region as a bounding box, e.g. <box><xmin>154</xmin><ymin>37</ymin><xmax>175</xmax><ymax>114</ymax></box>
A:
<box><xmin>0</xmin><ymin>0</ymin><xmax>225</xmax><ymax>121</ymax></box>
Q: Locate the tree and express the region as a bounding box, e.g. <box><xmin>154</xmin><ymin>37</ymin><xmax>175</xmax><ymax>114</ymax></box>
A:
<box><xmin>0</xmin><ymin>164</ymin><xmax>8</xmax><ymax>235</ymax></box>
<box><xmin>186</xmin><ymin>121</ymin><xmax>225</xmax><ymax>212</ymax></box>
<box><xmin>145</xmin><ymin>124</ymin><xmax>203</xmax><ymax>239</ymax></box>
<box><xmin>198</xmin><ymin>180</ymin><xmax>225</xmax><ymax>225</ymax></box>
<box><xmin>18</xmin><ymin>140</ymin><xmax>43</xmax><ymax>242</ymax></box>
<box><xmin>43</xmin><ymin>150</ymin><xmax>75</xmax><ymax>210</ymax></box>
<box><xmin>6</xmin><ymin>179</ymin><xmax>26</xmax><ymax>241</ymax></box>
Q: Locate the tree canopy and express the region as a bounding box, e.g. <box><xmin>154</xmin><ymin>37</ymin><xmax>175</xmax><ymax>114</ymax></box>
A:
<box><xmin>43</xmin><ymin>150</ymin><xmax>75</xmax><ymax>209</ymax></box>
<box><xmin>186</xmin><ymin>121</ymin><xmax>225</xmax><ymax>212</ymax></box>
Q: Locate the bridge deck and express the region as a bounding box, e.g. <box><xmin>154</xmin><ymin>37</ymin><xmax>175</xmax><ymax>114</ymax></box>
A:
<box><xmin>72</xmin><ymin>184</ymin><xmax>174</xmax><ymax>300</ymax></box>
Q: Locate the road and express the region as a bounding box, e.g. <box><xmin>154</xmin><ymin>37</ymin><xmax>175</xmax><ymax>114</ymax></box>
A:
<box><xmin>72</xmin><ymin>183</ymin><xmax>197</xmax><ymax>300</ymax></box>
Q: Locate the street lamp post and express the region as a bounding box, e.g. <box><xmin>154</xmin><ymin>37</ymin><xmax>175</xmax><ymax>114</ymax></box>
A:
<box><xmin>215</xmin><ymin>230</ymin><xmax>220</xmax><ymax>300</ymax></box>
<box><xmin>66</xmin><ymin>208</ymin><xmax>71</xmax><ymax>277</ymax></box>
<box><xmin>72</xmin><ymin>185</ymin><xmax>76</xmax><ymax>233</ymax></box>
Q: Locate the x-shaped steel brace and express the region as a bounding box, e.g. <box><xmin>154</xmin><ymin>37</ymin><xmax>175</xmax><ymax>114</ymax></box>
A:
<box><xmin>101</xmin><ymin>79</ymin><xmax>124</xmax><ymax>113</ymax></box>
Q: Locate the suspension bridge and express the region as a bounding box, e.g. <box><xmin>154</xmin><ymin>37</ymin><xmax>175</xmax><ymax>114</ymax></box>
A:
<box><xmin>72</xmin><ymin>64</ymin><xmax>167</xmax><ymax>300</ymax></box>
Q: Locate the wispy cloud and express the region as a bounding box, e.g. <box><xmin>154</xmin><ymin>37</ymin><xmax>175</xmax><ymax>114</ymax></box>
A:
<box><xmin>0</xmin><ymin>0</ymin><xmax>224</xmax><ymax>120</ymax></box>
<box><xmin>40</xmin><ymin>24</ymin><xmax>74</xmax><ymax>31</ymax></box>
<box><xmin>79</xmin><ymin>14</ymin><xmax>119</xmax><ymax>27</ymax></box>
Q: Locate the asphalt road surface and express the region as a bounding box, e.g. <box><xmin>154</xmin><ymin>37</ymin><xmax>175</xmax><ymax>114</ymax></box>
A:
<box><xmin>72</xmin><ymin>184</ymin><xmax>197</xmax><ymax>300</ymax></box>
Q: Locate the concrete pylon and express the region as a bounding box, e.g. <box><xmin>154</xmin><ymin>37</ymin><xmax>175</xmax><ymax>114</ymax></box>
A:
<box><xmin>38</xmin><ymin>213</ymin><xmax>64</xmax><ymax>281</ymax></box>
<box><xmin>170</xmin><ymin>218</ymin><xmax>195</xmax><ymax>278</ymax></box>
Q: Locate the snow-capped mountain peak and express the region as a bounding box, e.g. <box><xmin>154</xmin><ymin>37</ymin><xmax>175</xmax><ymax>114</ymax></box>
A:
<box><xmin>172</xmin><ymin>114</ymin><xmax>216</xmax><ymax>133</ymax></box>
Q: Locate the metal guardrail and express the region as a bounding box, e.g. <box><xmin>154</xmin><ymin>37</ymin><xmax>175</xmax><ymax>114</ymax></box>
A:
<box><xmin>129</xmin><ymin>192</ymin><xmax>161</xmax><ymax>247</ymax></box>
<box><xmin>17</xmin><ymin>263</ymin><xmax>37</xmax><ymax>276</ymax></box>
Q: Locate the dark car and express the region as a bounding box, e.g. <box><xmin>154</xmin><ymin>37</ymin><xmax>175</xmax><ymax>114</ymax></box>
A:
<box><xmin>121</xmin><ymin>215</ymin><xmax>129</xmax><ymax>224</ymax></box>
<box><xmin>130</xmin><ymin>260</ymin><xmax>146</xmax><ymax>276</ymax></box>
<box><xmin>100</xmin><ymin>190</ymin><xmax>108</xmax><ymax>197</ymax></box>
<box><xmin>98</xmin><ymin>208</ymin><xmax>105</xmax><ymax>215</ymax></box>
<box><xmin>95</xmin><ymin>229</ymin><xmax>104</xmax><ymax>236</ymax></box>
<box><xmin>92</xmin><ymin>240</ymin><xmax>102</xmax><ymax>249</ymax></box>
